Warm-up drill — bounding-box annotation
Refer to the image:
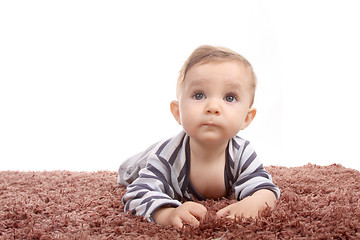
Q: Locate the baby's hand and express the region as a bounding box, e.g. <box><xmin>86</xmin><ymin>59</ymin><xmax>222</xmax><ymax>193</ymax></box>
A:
<box><xmin>153</xmin><ymin>201</ymin><xmax>207</xmax><ymax>229</ymax></box>
<box><xmin>216</xmin><ymin>189</ymin><xmax>276</xmax><ymax>219</ymax></box>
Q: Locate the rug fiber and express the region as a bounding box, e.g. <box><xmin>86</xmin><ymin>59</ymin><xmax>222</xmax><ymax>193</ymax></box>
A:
<box><xmin>1</xmin><ymin>164</ymin><xmax>359</xmax><ymax>239</ymax></box>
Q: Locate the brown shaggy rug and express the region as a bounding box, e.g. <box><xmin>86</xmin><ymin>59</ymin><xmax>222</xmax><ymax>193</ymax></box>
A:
<box><xmin>1</xmin><ymin>164</ymin><xmax>359</xmax><ymax>239</ymax></box>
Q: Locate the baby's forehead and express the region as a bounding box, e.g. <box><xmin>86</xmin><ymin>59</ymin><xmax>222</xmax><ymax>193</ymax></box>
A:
<box><xmin>185</xmin><ymin>61</ymin><xmax>253</xmax><ymax>85</ymax></box>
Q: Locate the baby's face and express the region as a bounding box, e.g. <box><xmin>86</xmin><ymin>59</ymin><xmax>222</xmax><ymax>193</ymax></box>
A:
<box><xmin>177</xmin><ymin>61</ymin><xmax>255</xmax><ymax>145</ymax></box>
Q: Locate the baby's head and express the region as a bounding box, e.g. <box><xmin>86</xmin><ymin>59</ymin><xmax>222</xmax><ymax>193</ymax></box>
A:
<box><xmin>177</xmin><ymin>45</ymin><xmax>257</xmax><ymax>107</ymax></box>
<box><xmin>171</xmin><ymin>45</ymin><xmax>258</xmax><ymax>143</ymax></box>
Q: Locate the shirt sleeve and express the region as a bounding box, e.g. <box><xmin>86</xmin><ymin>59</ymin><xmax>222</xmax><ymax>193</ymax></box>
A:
<box><xmin>233</xmin><ymin>141</ymin><xmax>280</xmax><ymax>200</ymax></box>
<box><xmin>122</xmin><ymin>153</ymin><xmax>182</xmax><ymax>222</ymax></box>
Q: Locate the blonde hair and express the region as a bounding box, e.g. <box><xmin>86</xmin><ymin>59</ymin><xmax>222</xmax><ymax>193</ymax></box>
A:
<box><xmin>177</xmin><ymin>45</ymin><xmax>257</xmax><ymax>106</ymax></box>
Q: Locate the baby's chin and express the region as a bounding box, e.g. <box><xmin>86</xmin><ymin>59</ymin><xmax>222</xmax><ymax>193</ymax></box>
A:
<box><xmin>190</xmin><ymin>132</ymin><xmax>233</xmax><ymax>146</ymax></box>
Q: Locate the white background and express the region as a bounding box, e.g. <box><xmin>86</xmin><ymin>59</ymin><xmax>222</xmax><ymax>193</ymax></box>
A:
<box><xmin>1</xmin><ymin>1</ymin><xmax>359</xmax><ymax>171</ymax></box>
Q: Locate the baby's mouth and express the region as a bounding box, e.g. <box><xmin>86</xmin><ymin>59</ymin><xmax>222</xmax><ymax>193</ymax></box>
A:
<box><xmin>202</xmin><ymin>122</ymin><xmax>219</xmax><ymax>127</ymax></box>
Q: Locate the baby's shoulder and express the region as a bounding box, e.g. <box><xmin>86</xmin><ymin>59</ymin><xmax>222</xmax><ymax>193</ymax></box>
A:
<box><xmin>230</xmin><ymin>135</ymin><xmax>251</xmax><ymax>151</ymax></box>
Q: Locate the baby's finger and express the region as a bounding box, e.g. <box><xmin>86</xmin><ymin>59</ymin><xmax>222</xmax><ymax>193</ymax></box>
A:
<box><xmin>218</xmin><ymin>210</ymin><xmax>240</xmax><ymax>220</ymax></box>
<box><xmin>225</xmin><ymin>212</ymin><xmax>237</xmax><ymax>219</ymax></box>
<box><xmin>216</xmin><ymin>206</ymin><xmax>231</xmax><ymax>218</ymax></box>
<box><xmin>180</xmin><ymin>212</ymin><xmax>200</xmax><ymax>227</ymax></box>
<box><xmin>188</xmin><ymin>204</ymin><xmax>207</xmax><ymax>220</ymax></box>
<box><xmin>172</xmin><ymin>217</ymin><xmax>183</xmax><ymax>229</ymax></box>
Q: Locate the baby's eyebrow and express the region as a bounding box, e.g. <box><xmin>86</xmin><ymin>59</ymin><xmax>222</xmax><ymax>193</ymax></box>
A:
<box><xmin>186</xmin><ymin>79</ymin><xmax>243</xmax><ymax>92</ymax></box>
<box><xmin>223</xmin><ymin>81</ymin><xmax>242</xmax><ymax>92</ymax></box>
<box><xmin>185</xmin><ymin>79</ymin><xmax>207</xmax><ymax>90</ymax></box>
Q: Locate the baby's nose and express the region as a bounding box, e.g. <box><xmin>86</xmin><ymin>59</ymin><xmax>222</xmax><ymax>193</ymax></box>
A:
<box><xmin>205</xmin><ymin>99</ymin><xmax>221</xmax><ymax>115</ymax></box>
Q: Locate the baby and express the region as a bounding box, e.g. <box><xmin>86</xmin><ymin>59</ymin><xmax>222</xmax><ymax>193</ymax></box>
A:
<box><xmin>118</xmin><ymin>45</ymin><xmax>280</xmax><ymax>229</ymax></box>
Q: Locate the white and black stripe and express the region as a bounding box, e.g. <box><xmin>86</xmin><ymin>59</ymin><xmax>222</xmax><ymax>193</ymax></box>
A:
<box><xmin>120</xmin><ymin>131</ymin><xmax>280</xmax><ymax>221</ymax></box>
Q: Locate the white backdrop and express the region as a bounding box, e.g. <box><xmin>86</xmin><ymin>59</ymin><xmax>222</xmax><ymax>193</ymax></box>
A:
<box><xmin>1</xmin><ymin>1</ymin><xmax>359</xmax><ymax>171</ymax></box>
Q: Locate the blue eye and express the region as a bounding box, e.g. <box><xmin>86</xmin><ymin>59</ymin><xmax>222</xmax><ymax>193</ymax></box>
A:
<box><xmin>224</xmin><ymin>94</ymin><xmax>237</xmax><ymax>103</ymax></box>
<box><xmin>193</xmin><ymin>92</ymin><xmax>205</xmax><ymax>100</ymax></box>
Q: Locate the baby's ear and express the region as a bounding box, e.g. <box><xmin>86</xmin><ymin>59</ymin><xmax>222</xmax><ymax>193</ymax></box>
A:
<box><xmin>170</xmin><ymin>101</ymin><xmax>181</xmax><ymax>125</ymax></box>
<box><xmin>241</xmin><ymin>107</ymin><xmax>256</xmax><ymax>130</ymax></box>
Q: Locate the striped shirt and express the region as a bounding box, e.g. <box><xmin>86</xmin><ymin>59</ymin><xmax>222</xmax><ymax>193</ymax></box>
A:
<box><xmin>120</xmin><ymin>131</ymin><xmax>280</xmax><ymax>222</ymax></box>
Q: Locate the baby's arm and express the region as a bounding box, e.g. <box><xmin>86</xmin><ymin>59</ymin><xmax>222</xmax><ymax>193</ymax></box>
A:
<box><xmin>122</xmin><ymin>152</ymin><xmax>184</xmax><ymax>222</ymax></box>
<box><xmin>216</xmin><ymin>189</ymin><xmax>276</xmax><ymax>219</ymax></box>
<box><xmin>153</xmin><ymin>201</ymin><xmax>207</xmax><ymax>229</ymax></box>
<box><xmin>219</xmin><ymin>141</ymin><xmax>280</xmax><ymax>219</ymax></box>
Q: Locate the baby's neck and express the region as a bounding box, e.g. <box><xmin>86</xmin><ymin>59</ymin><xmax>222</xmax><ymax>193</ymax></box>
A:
<box><xmin>189</xmin><ymin>138</ymin><xmax>229</xmax><ymax>163</ymax></box>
